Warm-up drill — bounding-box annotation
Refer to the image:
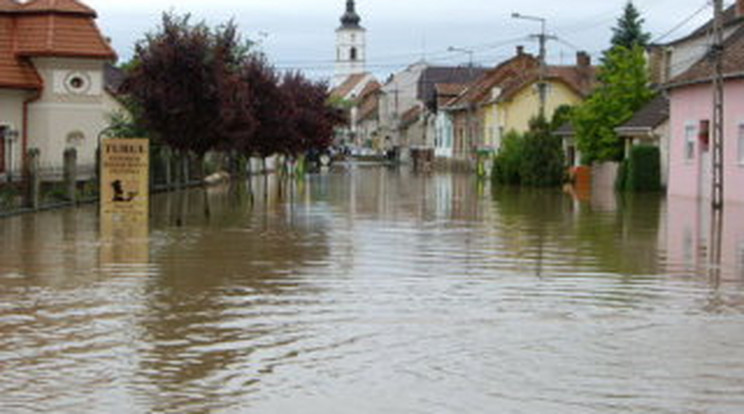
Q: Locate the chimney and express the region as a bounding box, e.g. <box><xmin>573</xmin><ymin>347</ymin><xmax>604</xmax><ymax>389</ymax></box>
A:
<box><xmin>576</xmin><ymin>51</ymin><xmax>591</xmax><ymax>68</ymax></box>
<box><xmin>738</xmin><ymin>0</ymin><xmax>744</xmax><ymax>17</ymax></box>
<box><xmin>516</xmin><ymin>46</ymin><xmax>524</xmax><ymax>56</ymax></box>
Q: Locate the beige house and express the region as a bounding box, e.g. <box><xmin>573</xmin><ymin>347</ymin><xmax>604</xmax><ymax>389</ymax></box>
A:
<box><xmin>0</xmin><ymin>0</ymin><xmax>118</xmax><ymax>179</ymax></box>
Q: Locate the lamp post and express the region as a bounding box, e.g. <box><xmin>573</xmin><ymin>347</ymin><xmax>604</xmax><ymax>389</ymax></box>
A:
<box><xmin>512</xmin><ymin>12</ymin><xmax>555</xmax><ymax>118</ymax></box>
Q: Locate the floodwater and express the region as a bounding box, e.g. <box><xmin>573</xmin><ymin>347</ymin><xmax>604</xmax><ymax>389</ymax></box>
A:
<box><xmin>1</xmin><ymin>166</ymin><xmax>744</xmax><ymax>414</ymax></box>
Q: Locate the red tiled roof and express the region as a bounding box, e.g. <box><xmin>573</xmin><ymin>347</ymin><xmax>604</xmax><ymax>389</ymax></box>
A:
<box><xmin>0</xmin><ymin>15</ymin><xmax>41</xmax><ymax>88</ymax></box>
<box><xmin>497</xmin><ymin>65</ymin><xmax>598</xmax><ymax>102</ymax></box>
<box><xmin>435</xmin><ymin>82</ymin><xmax>467</xmax><ymax>107</ymax></box>
<box><xmin>669</xmin><ymin>25</ymin><xmax>744</xmax><ymax>87</ymax></box>
<box><xmin>0</xmin><ymin>0</ymin><xmax>114</xmax><ymax>88</ymax></box>
<box><xmin>356</xmin><ymin>79</ymin><xmax>380</xmax><ymax>101</ymax></box>
<box><xmin>436</xmin><ymin>83</ymin><xmax>467</xmax><ymax>96</ymax></box>
<box><xmin>400</xmin><ymin>106</ymin><xmax>422</xmax><ymax>128</ymax></box>
<box><xmin>356</xmin><ymin>80</ymin><xmax>380</xmax><ymax>122</ymax></box>
<box><xmin>0</xmin><ymin>0</ymin><xmax>20</xmax><ymax>12</ymax></box>
<box><xmin>444</xmin><ymin>53</ymin><xmax>540</xmax><ymax>110</ymax></box>
<box><xmin>330</xmin><ymin>73</ymin><xmax>368</xmax><ymax>100</ymax></box>
<box><xmin>20</xmin><ymin>0</ymin><xmax>96</xmax><ymax>17</ymax></box>
<box><xmin>14</xmin><ymin>14</ymin><xmax>116</xmax><ymax>58</ymax></box>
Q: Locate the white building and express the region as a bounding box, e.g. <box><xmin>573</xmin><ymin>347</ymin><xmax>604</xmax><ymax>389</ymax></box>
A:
<box><xmin>333</xmin><ymin>0</ymin><xmax>366</xmax><ymax>88</ymax></box>
<box><xmin>0</xmin><ymin>0</ymin><xmax>119</xmax><ymax>178</ymax></box>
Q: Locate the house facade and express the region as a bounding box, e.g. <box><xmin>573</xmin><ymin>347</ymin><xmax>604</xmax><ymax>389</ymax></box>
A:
<box><xmin>353</xmin><ymin>80</ymin><xmax>382</xmax><ymax>150</ymax></box>
<box><xmin>441</xmin><ymin>48</ymin><xmax>595</xmax><ymax>161</ymax></box>
<box><xmin>330</xmin><ymin>72</ymin><xmax>377</xmax><ymax>147</ymax></box>
<box><xmin>0</xmin><ymin>0</ymin><xmax>117</xmax><ymax>178</ymax></box>
<box><xmin>432</xmin><ymin>83</ymin><xmax>466</xmax><ymax>158</ymax></box>
<box><xmin>667</xmin><ymin>25</ymin><xmax>744</xmax><ymax>203</ymax></box>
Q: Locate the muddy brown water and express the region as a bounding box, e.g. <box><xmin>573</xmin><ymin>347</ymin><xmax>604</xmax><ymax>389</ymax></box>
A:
<box><xmin>1</xmin><ymin>166</ymin><xmax>744</xmax><ymax>413</ymax></box>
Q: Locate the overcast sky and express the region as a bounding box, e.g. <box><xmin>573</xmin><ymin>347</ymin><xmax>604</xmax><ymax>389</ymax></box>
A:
<box><xmin>85</xmin><ymin>0</ymin><xmax>721</xmax><ymax>80</ymax></box>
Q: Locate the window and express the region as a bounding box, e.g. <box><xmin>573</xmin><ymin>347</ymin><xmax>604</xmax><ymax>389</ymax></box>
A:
<box><xmin>738</xmin><ymin>123</ymin><xmax>744</xmax><ymax>165</ymax></box>
<box><xmin>66</xmin><ymin>131</ymin><xmax>85</xmax><ymax>147</ymax></box>
<box><xmin>64</xmin><ymin>71</ymin><xmax>91</xmax><ymax>95</ymax></box>
<box><xmin>350</xmin><ymin>47</ymin><xmax>358</xmax><ymax>61</ymax></box>
<box><xmin>685</xmin><ymin>123</ymin><xmax>697</xmax><ymax>161</ymax></box>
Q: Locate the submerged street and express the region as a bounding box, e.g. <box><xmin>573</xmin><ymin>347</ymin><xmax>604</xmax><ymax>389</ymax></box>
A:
<box><xmin>1</xmin><ymin>166</ymin><xmax>743</xmax><ymax>413</ymax></box>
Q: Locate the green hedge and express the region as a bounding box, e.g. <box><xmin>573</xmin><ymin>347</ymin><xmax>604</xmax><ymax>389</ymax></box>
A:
<box><xmin>625</xmin><ymin>145</ymin><xmax>661</xmax><ymax>192</ymax></box>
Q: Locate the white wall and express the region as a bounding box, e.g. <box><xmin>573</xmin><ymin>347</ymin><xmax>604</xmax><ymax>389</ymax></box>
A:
<box><xmin>27</xmin><ymin>57</ymin><xmax>109</xmax><ymax>171</ymax></box>
<box><xmin>379</xmin><ymin>62</ymin><xmax>427</xmax><ymax>146</ymax></box>
<box><xmin>334</xmin><ymin>28</ymin><xmax>366</xmax><ymax>87</ymax></box>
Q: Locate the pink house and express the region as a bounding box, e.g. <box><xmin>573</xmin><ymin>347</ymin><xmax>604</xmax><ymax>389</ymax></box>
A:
<box><xmin>667</xmin><ymin>25</ymin><xmax>744</xmax><ymax>204</ymax></box>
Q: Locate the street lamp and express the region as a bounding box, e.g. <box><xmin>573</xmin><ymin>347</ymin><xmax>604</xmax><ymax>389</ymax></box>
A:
<box><xmin>512</xmin><ymin>12</ymin><xmax>555</xmax><ymax>117</ymax></box>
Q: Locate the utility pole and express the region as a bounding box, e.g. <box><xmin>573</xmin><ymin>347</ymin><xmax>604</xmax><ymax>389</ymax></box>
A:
<box><xmin>708</xmin><ymin>0</ymin><xmax>725</xmax><ymax>283</ymax></box>
<box><xmin>513</xmin><ymin>13</ymin><xmax>557</xmax><ymax>118</ymax></box>
<box><xmin>711</xmin><ymin>0</ymin><xmax>725</xmax><ymax>211</ymax></box>
<box><xmin>449</xmin><ymin>46</ymin><xmax>477</xmax><ymax>152</ymax></box>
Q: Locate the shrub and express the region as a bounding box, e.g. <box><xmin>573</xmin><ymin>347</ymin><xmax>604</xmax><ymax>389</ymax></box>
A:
<box><xmin>626</xmin><ymin>145</ymin><xmax>661</xmax><ymax>192</ymax></box>
<box><xmin>519</xmin><ymin>117</ymin><xmax>565</xmax><ymax>187</ymax></box>
<box><xmin>492</xmin><ymin>130</ymin><xmax>523</xmax><ymax>185</ymax></box>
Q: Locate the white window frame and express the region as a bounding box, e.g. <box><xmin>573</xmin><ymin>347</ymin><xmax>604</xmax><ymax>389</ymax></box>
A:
<box><xmin>684</xmin><ymin>122</ymin><xmax>697</xmax><ymax>163</ymax></box>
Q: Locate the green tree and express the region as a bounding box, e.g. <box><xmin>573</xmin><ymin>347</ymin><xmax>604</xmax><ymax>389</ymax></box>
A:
<box><xmin>610</xmin><ymin>1</ymin><xmax>651</xmax><ymax>50</ymax></box>
<box><xmin>550</xmin><ymin>104</ymin><xmax>574</xmax><ymax>131</ymax></box>
<box><xmin>519</xmin><ymin>116</ymin><xmax>565</xmax><ymax>187</ymax></box>
<box><xmin>573</xmin><ymin>46</ymin><xmax>655</xmax><ymax>164</ymax></box>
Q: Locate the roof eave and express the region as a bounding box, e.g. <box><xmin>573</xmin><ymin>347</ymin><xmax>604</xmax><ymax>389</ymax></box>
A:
<box><xmin>666</xmin><ymin>72</ymin><xmax>744</xmax><ymax>90</ymax></box>
<box><xmin>17</xmin><ymin>50</ymin><xmax>117</xmax><ymax>60</ymax></box>
<box><xmin>0</xmin><ymin>81</ymin><xmax>42</xmax><ymax>90</ymax></box>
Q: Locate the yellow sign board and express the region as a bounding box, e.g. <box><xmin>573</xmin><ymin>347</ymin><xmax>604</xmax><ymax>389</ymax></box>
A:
<box><xmin>100</xmin><ymin>138</ymin><xmax>150</xmax><ymax>265</ymax></box>
<box><xmin>100</xmin><ymin>138</ymin><xmax>150</xmax><ymax>220</ymax></box>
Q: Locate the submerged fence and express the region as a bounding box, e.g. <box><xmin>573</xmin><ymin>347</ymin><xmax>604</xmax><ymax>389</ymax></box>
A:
<box><xmin>0</xmin><ymin>146</ymin><xmax>206</xmax><ymax>217</ymax></box>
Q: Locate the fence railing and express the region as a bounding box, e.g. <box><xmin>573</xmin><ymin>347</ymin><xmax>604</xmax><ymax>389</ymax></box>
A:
<box><xmin>0</xmin><ymin>146</ymin><xmax>205</xmax><ymax>217</ymax></box>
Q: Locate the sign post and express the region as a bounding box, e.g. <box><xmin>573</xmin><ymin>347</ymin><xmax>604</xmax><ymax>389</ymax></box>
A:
<box><xmin>99</xmin><ymin>138</ymin><xmax>150</xmax><ymax>264</ymax></box>
<box><xmin>100</xmin><ymin>138</ymin><xmax>150</xmax><ymax>220</ymax></box>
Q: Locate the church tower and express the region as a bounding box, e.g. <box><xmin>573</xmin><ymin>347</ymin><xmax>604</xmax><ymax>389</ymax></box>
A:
<box><xmin>333</xmin><ymin>0</ymin><xmax>366</xmax><ymax>87</ymax></box>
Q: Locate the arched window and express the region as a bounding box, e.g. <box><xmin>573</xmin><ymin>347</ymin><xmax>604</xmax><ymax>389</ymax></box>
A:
<box><xmin>350</xmin><ymin>47</ymin><xmax>358</xmax><ymax>61</ymax></box>
<box><xmin>66</xmin><ymin>131</ymin><xmax>85</xmax><ymax>147</ymax></box>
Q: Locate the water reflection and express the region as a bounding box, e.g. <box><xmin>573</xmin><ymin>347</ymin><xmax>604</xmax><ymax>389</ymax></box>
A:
<box><xmin>0</xmin><ymin>167</ymin><xmax>743</xmax><ymax>413</ymax></box>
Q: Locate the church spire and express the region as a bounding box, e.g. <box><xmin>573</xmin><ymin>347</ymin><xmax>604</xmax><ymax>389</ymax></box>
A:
<box><xmin>340</xmin><ymin>0</ymin><xmax>362</xmax><ymax>29</ymax></box>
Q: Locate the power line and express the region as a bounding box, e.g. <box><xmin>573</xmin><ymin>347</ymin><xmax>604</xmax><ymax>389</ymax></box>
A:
<box><xmin>652</xmin><ymin>2</ymin><xmax>711</xmax><ymax>44</ymax></box>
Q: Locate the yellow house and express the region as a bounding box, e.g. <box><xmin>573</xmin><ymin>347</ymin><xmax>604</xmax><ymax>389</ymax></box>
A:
<box><xmin>441</xmin><ymin>46</ymin><xmax>539</xmax><ymax>158</ymax></box>
<box><xmin>482</xmin><ymin>52</ymin><xmax>596</xmax><ymax>151</ymax></box>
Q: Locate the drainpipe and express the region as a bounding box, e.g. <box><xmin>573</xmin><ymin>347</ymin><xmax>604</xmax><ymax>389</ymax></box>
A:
<box><xmin>22</xmin><ymin>89</ymin><xmax>42</xmax><ymax>173</ymax></box>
